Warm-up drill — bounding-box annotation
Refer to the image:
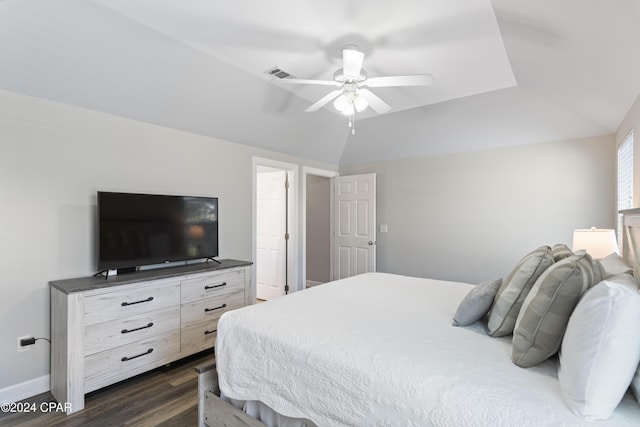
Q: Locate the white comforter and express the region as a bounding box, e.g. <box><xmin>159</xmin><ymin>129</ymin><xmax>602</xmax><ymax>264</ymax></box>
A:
<box><xmin>216</xmin><ymin>272</ymin><xmax>640</xmax><ymax>426</ymax></box>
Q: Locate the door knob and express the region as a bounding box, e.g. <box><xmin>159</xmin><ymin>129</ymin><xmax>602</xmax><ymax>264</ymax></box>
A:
<box><xmin>368</xmin><ymin>241</ymin><xmax>374</xmax><ymax>245</ymax></box>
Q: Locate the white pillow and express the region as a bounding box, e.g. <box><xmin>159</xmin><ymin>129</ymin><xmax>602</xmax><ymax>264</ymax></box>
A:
<box><xmin>558</xmin><ymin>274</ymin><xmax>640</xmax><ymax>420</ymax></box>
<box><xmin>632</xmin><ymin>365</ymin><xmax>640</xmax><ymax>406</ymax></box>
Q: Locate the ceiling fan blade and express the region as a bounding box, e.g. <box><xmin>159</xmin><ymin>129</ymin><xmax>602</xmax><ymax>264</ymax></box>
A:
<box><xmin>343</xmin><ymin>46</ymin><xmax>365</xmax><ymax>78</ymax></box>
<box><xmin>277</xmin><ymin>78</ymin><xmax>340</xmax><ymax>86</ymax></box>
<box><xmin>364</xmin><ymin>74</ymin><xmax>434</xmax><ymax>87</ymax></box>
<box><xmin>305</xmin><ymin>90</ymin><xmax>343</xmax><ymax>112</ymax></box>
<box><xmin>358</xmin><ymin>89</ymin><xmax>391</xmax><ymax>114</ymax></box>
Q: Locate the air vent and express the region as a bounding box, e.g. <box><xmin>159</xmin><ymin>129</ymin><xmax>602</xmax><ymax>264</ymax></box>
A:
<box><xmin>264</xmin><ymin>67</ymin><xmax>295</xmax><ymax>79</ymax></box>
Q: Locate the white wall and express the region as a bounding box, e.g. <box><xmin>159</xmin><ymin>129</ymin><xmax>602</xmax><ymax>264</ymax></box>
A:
<box><xmin>340</xmin><ymin>135</ymin><xmax>616</xmax><ymax>283</ymax></box>
<box><xmin>0</xmin><ymin>89</ymin><xmax>335</xmax><ymax>395</ymax></box>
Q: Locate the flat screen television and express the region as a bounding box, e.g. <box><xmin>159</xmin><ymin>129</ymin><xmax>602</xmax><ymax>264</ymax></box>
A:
<box><xmin>98</xmin><ymin>191</ymin><xmax>219</xmax><ymax>272</ymax></box>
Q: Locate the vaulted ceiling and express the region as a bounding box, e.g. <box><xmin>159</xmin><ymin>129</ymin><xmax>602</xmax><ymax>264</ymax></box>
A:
<box><xmin>2</xmin><ymin>0</ymin><xmax>639</xmax><ymax>165</ymax></box>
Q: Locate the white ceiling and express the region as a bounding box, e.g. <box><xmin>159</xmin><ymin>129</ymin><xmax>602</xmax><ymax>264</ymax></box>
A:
<box><xmin>90</xmin><ymin>0</ymin><xmax>517</xmax><ymax>120</ymax></box>
<box><xmin>1</xmin><ymin>0</ymin><xmax>639</xmax><ymax>165</ymax></box>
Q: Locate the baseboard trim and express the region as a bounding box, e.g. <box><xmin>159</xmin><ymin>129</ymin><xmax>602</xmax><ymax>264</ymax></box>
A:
<box><xmin>0</xmin><ymin>375</ymin><xmax>50</xmax><ymax>403</ymax></box>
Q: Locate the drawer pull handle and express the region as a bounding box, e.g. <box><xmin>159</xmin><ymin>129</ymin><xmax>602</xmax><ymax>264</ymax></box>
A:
<box><xmin>121</xmin><ymin>297</ymin><xmax>154</xmax><ymax>307</ymax></box>
<box><xmin>204</xmin><ymin>282</ymin><xmax>227</xmax><ymax>290</ymax></box>
<box><xmin>121</xmin><ymin>323</ymin><xmax>154</xmax><ymax>334</ymax></box>
<box><xmin>204</xmin><ymin>303</ymin><xmax>227</xmax><ymax>313</ymax></box>
<box><xmin>121</xmin><ymin>348</ymin><xmax>153</xmax><ymax>362</ymax></box>
<box><xmin>204</xmin><ymin>329</ymin><xmax>217</xmax><ymax>335</ymax></box>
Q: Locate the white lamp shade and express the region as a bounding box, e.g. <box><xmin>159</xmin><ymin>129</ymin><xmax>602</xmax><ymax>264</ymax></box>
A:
<box><xmin>333</xmin><ymin>93</ymin><xmax>350</xmax><ymax>114</ymax></box>
<box><xmin>572</xmin><ymin>228</ymin><xmax>619</xmax><ymax>259</ymax></box>
<box><xmin>352</xmin><ymin>93</ymin><xmax>368</xmax><ymax>112</ymax></box>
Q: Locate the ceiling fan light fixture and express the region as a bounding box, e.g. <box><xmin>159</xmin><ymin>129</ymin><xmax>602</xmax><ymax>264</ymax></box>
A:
<box><xmin>333</xmin><ymin>90</ymin><xmax>368</xmax><ymax>116</ymax></box>
<box><xmin>353</xmin><ymin>92</ymin><xmax>368</xmax><ymax>112</ymax></box>
<box><xmin>333</xmin><ymin>93</ymin><xmax>351</xmax><ymax>115</ymax></box>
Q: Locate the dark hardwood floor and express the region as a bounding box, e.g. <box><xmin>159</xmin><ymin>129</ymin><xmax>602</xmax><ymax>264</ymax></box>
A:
<box><xmin>0</xmin><ymin>350</ymin><xmax>213</xmax><ymax>427</ymax></box>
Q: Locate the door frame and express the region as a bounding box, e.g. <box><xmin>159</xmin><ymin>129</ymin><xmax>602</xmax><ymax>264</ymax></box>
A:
<box><xmin>252</xmin><ymin>157</ymin><xmax>299</xmax><ymax>297</ymax></box>
<box><xmin>301</xmin><ymin>167</ymin><xmax>339</xmax><ymax>289</ymax></box>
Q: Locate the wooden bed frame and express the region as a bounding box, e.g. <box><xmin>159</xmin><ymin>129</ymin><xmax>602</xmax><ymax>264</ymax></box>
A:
<box><xmin>621</xmin><ymin>208</ymin><xmax>640</xmax><ymax>279</ymax></box>
<box><xmin>196</xmin><ymin>209</ymin><xmax>640</xmax><ymax>427</ymax></box>
<box><xmin>195</xmin><ymin>361</ymin><xmax>265</xmax><ymax>427</ymax></box>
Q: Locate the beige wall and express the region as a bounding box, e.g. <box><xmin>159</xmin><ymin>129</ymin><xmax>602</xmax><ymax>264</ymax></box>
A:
<box><xmin>341</xmin><ymin>135</ymin><xmax>616</xmax><ymax>284</ymax></box>
<box><xmin>0</xmin><ymin>89</ymin><xmax>335</xmax><ymax>394</ymax></box>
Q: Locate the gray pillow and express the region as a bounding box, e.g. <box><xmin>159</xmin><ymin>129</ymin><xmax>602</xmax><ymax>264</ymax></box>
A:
<box><xmin>488</xmin><ymin>246</ymin><xmax>554</xmax><ymax>337</ymax></box>
<box><xmin>452</xmin><ymin>278</ymin><xmax>503</xmax><ymax>326</ymax></box>
<box><xmin>592</xmin><ymin>260</ymin><xmax>605</xmax><ymax>286</ymax></box>
<box><xmin>512</xmin><ymin>254</ymin><xmax>594</xmax><ymax>367</ymax></box>
<box><xmin>599</xmin><ymin>252</ymin><xmax>633</xmax><ymax>278</ymax></box>
<box><xmin>551</xmin><ymin>243</ymin><xmax>573</xmax><ymax>262</ymax></box>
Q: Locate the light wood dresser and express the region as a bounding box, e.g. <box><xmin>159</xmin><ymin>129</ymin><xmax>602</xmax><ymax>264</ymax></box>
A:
<box><xmin>49</xmin><ymin>259</ymin><xmax>252</xmax><ymax>414</ymax></box>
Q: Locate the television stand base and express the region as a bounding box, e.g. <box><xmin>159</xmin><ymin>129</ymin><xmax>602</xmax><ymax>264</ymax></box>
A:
<box><xmin>206</xmin><ymin>257</ymin><xmax>222</xmax><ymax>264</ymax></box>
<box><xmin>117</xmin><ymin>266</ymin><xmax>137</xmax><ymax>275</ymax></box>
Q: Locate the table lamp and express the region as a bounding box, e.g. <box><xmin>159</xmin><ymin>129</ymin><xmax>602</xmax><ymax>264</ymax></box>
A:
<box><xmin>572</xmin><ymin>227</ymin><xmax>619</xmax><ymax>259</ymax></box>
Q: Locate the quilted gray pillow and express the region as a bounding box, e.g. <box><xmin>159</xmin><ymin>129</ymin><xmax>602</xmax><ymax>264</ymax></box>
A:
<box><xmin>488</xmin><ymin>246</ymin><xmax>554</xmax><ymax>337</ymax></box>
<box><xmin>551</xmin><ymin>243</ymin><xmax>573</xmax><ymax>262</ymax></box>
<box><xmin>512</xmin><ymin>254</ymin><xmax>594</xmax><ymax>367</ymax></box>
<box><xmin>592</xmin><ymin>260</ymin><xmax>605</xmax><ymax>286</ymax></box>
<box><xmin>452</xmin><ymin>278</ymin><xmax>502</xmax><ymax>326</ymax></box>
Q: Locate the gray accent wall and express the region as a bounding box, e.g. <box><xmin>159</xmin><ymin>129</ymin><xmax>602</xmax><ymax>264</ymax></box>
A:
<box><xmin>340</xmin><ymin>134</ymin><xmax>616</xmax><ymax>284</ymax></box>
<box><xmin>0</xmin><ymin>89</ymin><xmax>335</xmax><ymax>394</ymax></box>
<box><xmin>0</xmin><ymin>84</ymin><xmax>623</xmax><ymax>399</ymax></box>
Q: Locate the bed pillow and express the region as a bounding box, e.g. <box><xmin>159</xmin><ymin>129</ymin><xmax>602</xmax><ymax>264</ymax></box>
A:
<box><xmin>558</xmin><ymin>274</ymin><xmax>640</xmax><ymax>420</ymax></box>
<box><xmin>599</xmin><ymin>252</ymin><xmax>633</xmax><ymax>278</ymax></box>
<box><xmin>551</xmin><ymin>243</ymin><xmax>573</xmax><ymax>262</ymax></box>
<box><xmin>488</xmin><ymin>246</ymin><xmax>554</xmax><ymax>337</ymax></box>
<box><xmin>512</xmin><ymin>254</ymin><xmax>593</xmax><ymax>368</ymax></box>
<box><xmin>452</xmin><ymin>278</ymin><xmax>502</xmax><ymax>326</ymax></box>
<box><xmin>633</xmin><ymin>366</ymin><xmax>640</xmax><ymax>406</ymax></box>
<box><xmin>592</xmin><ymin>260</ymin><xmax>605</xmax><ymax>286</ymax></box>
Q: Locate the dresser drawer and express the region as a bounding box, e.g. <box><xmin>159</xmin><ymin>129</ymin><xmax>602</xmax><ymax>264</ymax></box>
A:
<box><xmin>84</xmin><ymin>306</ymin><xmax>180</xmax><ymax>356</ymax></box>
<box><xmin>181</xmin><ymin>269</ymin><xmax>245</xmax><ymax>303</ymax></box>
<box><xmin>84</xmin><ymin>279</ymin><xmax>180</xmax><ymax>326</ymax></box>
<box><xmin>181</xmin><ymin>289</ymin><xmax>245</xmax><ymax>327</ymax></box>
<box><xmin>181</xmin><ymin>320</ymin><xmax>218</xmax><ymax>354</ymax></box>
<box><xmin>85</xmin><ymin>331</ymin><xmax>180</xmax><ymax>392</ymax></box>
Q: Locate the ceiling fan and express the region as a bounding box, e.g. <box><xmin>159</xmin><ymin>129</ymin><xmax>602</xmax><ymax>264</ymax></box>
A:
<box><xmin>276</xmin><ymin>45</ymin><xmax>434</xmax><ymax>133</ymax></box>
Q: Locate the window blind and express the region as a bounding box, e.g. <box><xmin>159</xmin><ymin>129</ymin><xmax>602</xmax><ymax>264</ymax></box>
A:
<box><xmin>617</xmin><ymin>131</ymin><xmax>633</xmax><ymax>247</ymax></box>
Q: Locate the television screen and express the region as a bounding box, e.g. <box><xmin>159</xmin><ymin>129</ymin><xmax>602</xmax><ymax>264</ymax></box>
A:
<box><xmin>98</xmin><ymin>191</ymin><xmax>218</xmax><ymax>271</ymax></box>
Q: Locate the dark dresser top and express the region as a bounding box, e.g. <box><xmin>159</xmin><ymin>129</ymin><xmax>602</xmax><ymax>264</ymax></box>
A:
<box><xmin>49</xmin><ymin>259</ymin><xmax>252</xmax><ymax>294</ymax></box>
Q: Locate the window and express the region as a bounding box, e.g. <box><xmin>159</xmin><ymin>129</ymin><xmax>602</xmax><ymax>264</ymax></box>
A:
<box><xmin>617</xmin><ymin>131</ymin><xmax>633</xmax><ymax>247</ymax></box>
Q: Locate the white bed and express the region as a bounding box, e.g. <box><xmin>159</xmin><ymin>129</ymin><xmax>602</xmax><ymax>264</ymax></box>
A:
<box><xmin>214</xmin><ymin>272</ymin><xmax>640</xmax><ymax>426</ymax></box>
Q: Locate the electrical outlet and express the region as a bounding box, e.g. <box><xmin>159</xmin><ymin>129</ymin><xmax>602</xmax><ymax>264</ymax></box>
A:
<box><xmin>17</xmin><ymin>335</ymin><xmax>32</xmax><ymax>353</ymax></box>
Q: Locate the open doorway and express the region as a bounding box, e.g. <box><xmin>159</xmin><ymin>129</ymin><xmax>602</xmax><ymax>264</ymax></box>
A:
<box><xmin>302</xmin><ymin>167</ymin><xmax>338</xmax><ymax>288</ymax></box>
<box><xmin>306</xmin><ymin>175</ymin><xmax>331</xmax><ymax>287</ymax></box>
<box><xmin>253</xmin><ymin>158</ymin><xmax>298</xmax><ymax>301</ymax></box>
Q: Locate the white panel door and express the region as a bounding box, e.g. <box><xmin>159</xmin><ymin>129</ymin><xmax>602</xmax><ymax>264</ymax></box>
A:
<box><xmin>334</xmin><ymin>173</ymin><xmax>376</xmax><ymax>279</ymax></box>
<box><xmin>256</xmin><ymin>170</ymin><xmax>287</xmax><ymax>300</ymax></box>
